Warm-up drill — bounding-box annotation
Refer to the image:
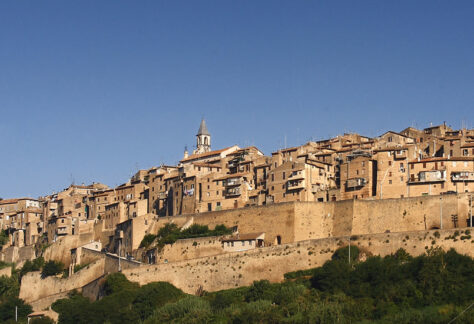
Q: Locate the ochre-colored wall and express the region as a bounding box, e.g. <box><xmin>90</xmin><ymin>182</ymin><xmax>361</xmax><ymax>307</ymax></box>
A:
<box><xmin>123</xmin><ymin>228</ymin><xmax>473</xmax><ymax>295</ymax></box>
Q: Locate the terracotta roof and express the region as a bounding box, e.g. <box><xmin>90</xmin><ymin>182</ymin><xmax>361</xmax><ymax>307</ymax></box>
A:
<box><xmin>409</xmin><ymin>157</ymin><xmax>474</xmax><ymax>163</ymax></box>
<box><xmin>272</xmin><ymin>146</ymin><xmax>298</xmax><ymax>155</ymax></box>
<box><xmin>192</xmin><ymin>162</ymin><xmax>222</xmax><ymax>168</ymax></box>
<box><xmin>0</xmin><ymin>198</ymin><xmax>37</xmax><ymax>205</ymax></box>
<box><xmin>379</xmin><ymin>130</ymin><xmax>414</xmax><ymax>139</ymax></box>
<box><xmin>214</xmin><ymin>172</ymin><xmax>248</xmax><ymax>181</ymax></box>
<box><xmin>222</xmin><ymin>232</ymin><xmax>264</xmax><ymax>242</ymax></box>
<box><xmin>0</xmin><ymin>198</ymin><xmax>20</xmax><ymax>205</ymax></box>
<box><xmin>181</xmin><ymin>147</ymin><xmax>235</xmax><ymax>162</ymax></box>
<box><xmin>373</xmin><ymin>145</ymin><xmax>413</xmax><ymax>152</ymax></box>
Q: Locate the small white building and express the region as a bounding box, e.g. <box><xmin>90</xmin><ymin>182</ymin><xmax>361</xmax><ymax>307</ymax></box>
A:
<box><xmin>221</xmin><ymin>232</ymin><xmax>265</xmax><ymax>252</ymax></box>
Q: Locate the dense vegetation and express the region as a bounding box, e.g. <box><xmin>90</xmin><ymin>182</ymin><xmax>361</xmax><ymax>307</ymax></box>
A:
<box><xmin>139</xmin><ymin>223</ymin><xmax>233</xmax><ymax>249</ymax></box>
<box><xmin>0</xmin><ymin>256</ymin><xmax>67</xmax><ymax>323</ymax></box>
<box><xmin>49</xmin><ymin>246</ymin><xmax>473</xmax><ymax>323</ymax></box>
<box><xmin>0</xmin><ymin>266</ymin><xmax>32</xmax><ymax>323</ymax></box>
<box><xmin>0</xmin><ymin>229</ymin><xmax>8</xmax><ymax>247</ymax></box>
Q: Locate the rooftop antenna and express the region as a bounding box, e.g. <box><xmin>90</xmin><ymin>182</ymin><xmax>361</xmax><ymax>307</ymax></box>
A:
<box><xmin>284</xmin><ymin>134</ymin><xmax>287</xmax><ymax>149</ymax></box>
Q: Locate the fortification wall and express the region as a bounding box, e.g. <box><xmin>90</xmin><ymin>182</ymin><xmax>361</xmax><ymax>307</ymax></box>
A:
<box><xmin>351</xmin><ymin>194</ymin><xmax>464</xmax><ymax>235</ymax></box>
<box><xmin>158</xmin><ymin>236</ymin><xmax>224</xmax><ymax>263</ymax></box>
<box><xmin>0</xmin><ymin>245</ymin><xmax>35</xmax><ymax>264</ymax></box>
<box><xmin>152</xmin><ymin>203</ymin><xmax>297</xmax><ymax>246</ymax></box>
<box><xmin>79</xmin><ymin>247</ymin><xmax>141</xmax><ymax>273</ymax></box>
<box><xmin>123</xmin><ymin>228</ymin><xmax>473</xmax><ymax>295</ymax></box>
<box><xmin>43</xmin><ymin>233</ymin><xmax>94</xmax><ymax>266</ymax></box>
<box><xmin>0</xmin><ymin>266</ymin><xmax>12</xmax><ymax>277</ymax></box>
<box><xmin>19</xmin><ymin>258</ymin><xmax>105</xmax><ymax>304</ymax></box>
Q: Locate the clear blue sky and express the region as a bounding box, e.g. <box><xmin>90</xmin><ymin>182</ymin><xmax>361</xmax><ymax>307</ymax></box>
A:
<box><xmin>0</xmin><ymin>1</ymin><xmax>473</xmax><ymax>198</ymax></box>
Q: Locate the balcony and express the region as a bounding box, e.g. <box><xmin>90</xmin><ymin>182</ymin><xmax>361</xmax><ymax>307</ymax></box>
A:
<box><xmin>288</xmin><ymin>171</ymin><xmax>304</xmax><ymax>181</ymax></box>
<box><xmin>451</xmin><ymin>171</ymin><xmax>474</xmax><ymax>182</ymax></box>
<box><xmin>56</xmin><ymin>227</ymin><xmax>68</xmax><ymax>235</ymax></box>
<box><xmin>225</xmin><ymin>187</ymin><xmax>241</xmax><ymax>197</ymax></box>
<box><xmin>225</xmin><ymin>178</ymin><xmax>242</xmax><ymax>187</ymax></box>
<box><xmin>157</xmin><ymin>192</ymin><xmax>168</xmax><ymax>200</ymax></box>
<box><xmin>346</xmin><ymin>178</ymin><xmax>366</xmax><ymax>188</ymax></box>
<box><xmin>409</xmin><ymin>170</ymin><xmax>446</xmax><ymax>184</ymax></box>
<box><xmin>287</xmin><ymin>180</ymin><xmax>305</xmax><ymax>190</ymax></box>
<box><xmin>394</xmin><ymin>150</ymin><xmax>407</xmax><ymax>159</ymax></box>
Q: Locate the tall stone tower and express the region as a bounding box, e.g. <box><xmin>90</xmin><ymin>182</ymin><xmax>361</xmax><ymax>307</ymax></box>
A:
<box><xmin>194</xmin><ymin>119</ymin><xmax>211</xmax><ymax>154</ymax></box>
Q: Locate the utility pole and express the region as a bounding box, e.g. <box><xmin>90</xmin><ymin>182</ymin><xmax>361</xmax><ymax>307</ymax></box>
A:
<box><xmin>348</xmin><ymin>235</ymin><xmax>351</xmax><ymax>264</ymax></box>
<box><xmin>118</xmin><ymin>240</ymin><xmax>121</xmax><ymax>272</ymax></box>
<box><xmin>470</xmin><ymin>194</ymin><xmax>473</xmax><ymax>228</ymax></box>
<box><xmin>15</xmin><ymin>306</ymin><xmax>17</xmax><ymax>322</ymax></box>
<box><xmin>440</xmin><ymin>196</ymin><xmax>443</xmax><ymax>229</ymax></box>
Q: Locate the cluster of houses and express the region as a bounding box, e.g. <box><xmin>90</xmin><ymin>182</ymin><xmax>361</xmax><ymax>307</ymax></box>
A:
<box><xmin>1</xmin><ymin>120</ymin><xmax>473</xmax><ymax>255</ymax></box>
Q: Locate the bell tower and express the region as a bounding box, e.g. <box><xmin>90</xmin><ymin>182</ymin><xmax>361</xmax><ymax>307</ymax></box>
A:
<box><xmin>195</xmin><ymin>119</ymin><xmax>211</xmax><ymax>154</ymax></box>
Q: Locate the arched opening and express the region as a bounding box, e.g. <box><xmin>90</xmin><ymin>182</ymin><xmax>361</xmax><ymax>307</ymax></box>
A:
<box><xmin>198</xmin><ymin>137</ymin><xmax>201</xmax><ymax>145</ymax></box>
<box><xmin>204</xmin><ymin>137</ymin><xmax>208</xmax><ymax>145</ymax></box>
<box><xmin>274</xmin><ymin>235</ymin><xmax>282</xmax><ymax>245</ymax></box>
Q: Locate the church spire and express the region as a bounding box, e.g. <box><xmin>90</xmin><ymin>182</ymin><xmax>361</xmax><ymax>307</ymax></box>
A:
<box><xmin>197</xmin><ymin>119</ymin><xmax>210</xmax><ymax>136</ymax></box>
<box><xmin>194</xmin><ymin>119</ymin><xmax>211</xmax><ymax>154</ymax></box>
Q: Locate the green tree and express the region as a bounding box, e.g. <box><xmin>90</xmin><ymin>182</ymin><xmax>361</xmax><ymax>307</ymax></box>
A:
<box><xmin>41</xmin><ymin>260</ymin><xmax>64</xmax><ymax>278</ymax></box>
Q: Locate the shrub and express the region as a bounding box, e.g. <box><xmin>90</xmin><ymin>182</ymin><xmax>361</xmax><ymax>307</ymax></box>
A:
<box><xmin>20</xmin><ymin>257</ymin><xmax>44</xmax><ymax>278</ymax></box>
<box><xmin>41</xmin><ymin>260</ymin><xmax>64</xmax><ymax>278</ymax></box>
<box><xmin>139</xmin><ymin>234</ymin><xmax>157</xmax><ymax>248</ymax></box>
<box><xmin>144</xmin><ymin>296</ymin><xmax>212</xmax><ymax>323</ymax></box>
<box><xmin>30</xmin><ymin>317</ymin><xmax>55</xmax><ymax>324</ymax></box>
<box><xmin>0</xmin><ymin>230</ymin><xmax>8</xmax><ymax>247</ymax></box>
<box><xmin>132</xmin><ymin>281</ymin><xmax>184</xmax><ymax>320</ymax></box>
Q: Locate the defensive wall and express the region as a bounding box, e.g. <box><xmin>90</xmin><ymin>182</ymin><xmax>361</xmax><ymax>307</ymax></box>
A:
<box><xmin>123</xmin><ymin>227</ymin><xmax>473</xmax><ymax>294</ymax></box>
<box><xmin>157</xmin><ymin>236</ymin><xmax>224</xmax><ymax>263</ymax></box>
<box><xmin>149</xmin><ymin>193</ymin><xmax>471</xmax><ymax>246</ymax></box>
<box><xmin>0</xmin><ymin>265</ymin><xmax>12</xmax><ymax>277</ymax></box>
<box><xmin>43</xmin><ymin>232</ymin><xmax>95</xmax><ymax>267</ymax></box>
<box><xmin>19</xmin><ymin>258</ymin><xmax>105</xmax><ymax>309</ymax></box>
<box><xmin>0</xmin><ymin>245</ymin><xmax>35</xmax><ymax>264</ymax></box>
<box><xmin>79</xmin><ymin>247</ymin><xmax>141</xmax><ymax>273</ymax></box>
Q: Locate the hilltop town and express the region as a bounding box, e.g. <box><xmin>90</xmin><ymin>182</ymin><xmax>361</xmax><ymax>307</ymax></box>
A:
<box><xmin>1</xmin><ymin>120</ymin><xmax>473</xmax><ymax>317</ymax></box>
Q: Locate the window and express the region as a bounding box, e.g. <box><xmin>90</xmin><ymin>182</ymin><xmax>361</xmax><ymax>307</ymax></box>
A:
<box><xmin>463</xmin><ymin>149</ymin><xmax>468</xmax><ymax>156</ymax></box>
<box><xmin>400</xmin><ymin>176</ymin><xmax>404</xmax><ymax>182</ymax></box>
<box><xmin>216</xmin><ymin>191</ymin><xmax>219</xmax><ymax>196</ymax></box>
<box><xmin>423</xmin><ymin>162</ymin><xmax>426</xmax><ymax>168</ymax></box>
<box><xmin>217</xmin><ymin>202</ymin><xmax>221</xmax><ymax>207</ymax></box>
<box><xmin>271</xmin><ymin>174</ymin><xmax>274</xmax><ymax>181</ymax></box>
<box><xmin>282</xmin><ymin>172</ymin><xmax>286</xmax><ymax>179</ymax></box>
<box><xmin>389</xmin><ymin>180</ymin><xmax>392</xmax><ymax>184</ymax></box>
<box><xmin>388</xmin><ymin>161</ymin><xmax>392</xmax><ymax>166</ymax></box>
<box><xmin>389</xmin><ymin>172</ymin><xmax>392</xmax><ymax>177</ymax></box>
<box><xmin>411</xmin><ymin>164</ymin><xmax>414</xmax><ymax>169</ymax></box>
